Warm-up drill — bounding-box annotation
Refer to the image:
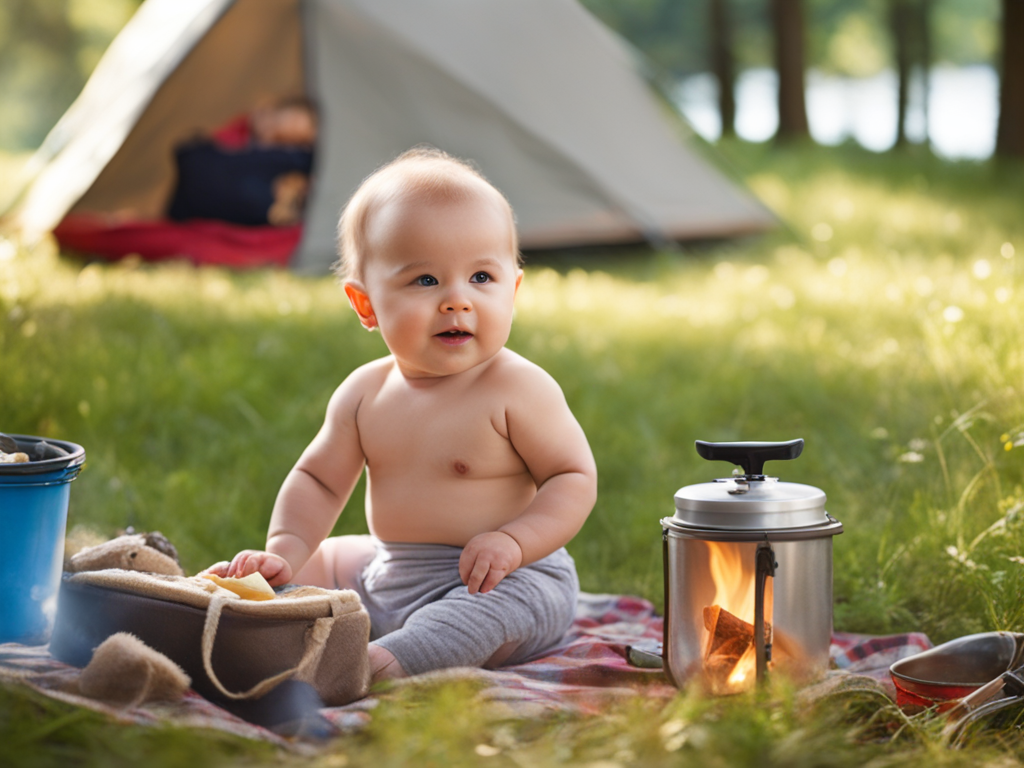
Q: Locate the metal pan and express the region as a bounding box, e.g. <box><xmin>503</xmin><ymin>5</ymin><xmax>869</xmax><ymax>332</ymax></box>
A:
<box><xmin>889</xmin><ymin>631</ymin><xmax>1024</xmax><ymax>713</ymax></box>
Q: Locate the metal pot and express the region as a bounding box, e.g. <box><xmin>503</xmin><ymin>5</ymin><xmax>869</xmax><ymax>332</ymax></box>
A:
<box><xmin>661</xmin><ymin>439</ymin><xmax>842</xmax><ymax>692</ymax></box>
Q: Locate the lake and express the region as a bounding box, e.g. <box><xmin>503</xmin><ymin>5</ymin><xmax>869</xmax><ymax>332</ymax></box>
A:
<box><xmin>675</xmin><ymin>65</ymin><xmax>998</xmax><ymax>160</ymax></box>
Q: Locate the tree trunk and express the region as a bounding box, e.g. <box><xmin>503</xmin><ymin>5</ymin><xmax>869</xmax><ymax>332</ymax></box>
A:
<box><xmin>918</xmin><ymin>0</ymin><xmax>932</xmax><ymax>147</ymax></box>
<box><xmin>710</xmin><ymin>0</ymin><xmax>736</xmax><ymax>137</ymax></box>
<box><xmin>996</xmin><ymin>0</ymin><xmax>1024</xmax><ymax>157</ymax></box>
<box><xmin>890</xmin><ymin>0</ymin><xmax>912</xmax><ymax>148</ymax></box>
<box><xmin>770</xmin><ymin>0</ymin><xmax>809</xmax><ymax>141</ymax></box>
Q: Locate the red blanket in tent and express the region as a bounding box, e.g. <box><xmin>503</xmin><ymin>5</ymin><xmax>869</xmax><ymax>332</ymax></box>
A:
<box><xmin>53</xmin><ymin>215</ymin><xmax>301</xmax><ymax>269</ymax></box>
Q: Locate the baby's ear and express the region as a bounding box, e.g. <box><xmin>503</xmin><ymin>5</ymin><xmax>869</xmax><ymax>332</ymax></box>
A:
<box><xmin>514</xmin><ymin>269</ymin><xmax>523</xmax><ymax>297</ymax></box>
<box><xmin>343</xmin><ymin>282</ymin><xmax>377</xmax><ymax>330</ymax></box>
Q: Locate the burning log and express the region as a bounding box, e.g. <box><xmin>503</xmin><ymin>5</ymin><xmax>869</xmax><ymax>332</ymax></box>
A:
<box><xmin>702</xmin><ymin>605</ymin><xmax>810</xmax><ymax>692</ymax></box>
<box><xmin>702</xmin><ymin>605</ymin><xmax>773</xmax><ymax>692</ymax></box>
<box><xmin>703</xmin><ymin>605</ymin><xmax>772</xmax><ymax>657</ymax></box>
<box><xmin>704</xmin><ymin>606</ymin><xmax>750</xmax><ymax>655</ymax></box>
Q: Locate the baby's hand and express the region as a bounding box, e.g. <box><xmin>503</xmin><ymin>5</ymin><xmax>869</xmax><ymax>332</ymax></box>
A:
<box><xmin>459</xmin><ymin>532</ymin><xmax>523</xmax><ymax>594</ymax></box>
<box><xmin>203</xmin><ymin>550</ymin><xmax>293</xmax><ymax>587</ymax></box>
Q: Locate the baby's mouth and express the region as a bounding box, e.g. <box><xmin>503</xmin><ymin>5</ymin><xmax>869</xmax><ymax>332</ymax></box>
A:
<box><xmin>435</xmin><ymin>329</ymin><xmax>473</xmax><ymax>345</ymax></box>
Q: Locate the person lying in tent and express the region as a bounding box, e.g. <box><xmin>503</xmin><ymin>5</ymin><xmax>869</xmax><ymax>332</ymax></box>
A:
<box><xmin>167</xmin><ymin>97</ymin><xmax>318</xmax><ymax>228</ymax></box>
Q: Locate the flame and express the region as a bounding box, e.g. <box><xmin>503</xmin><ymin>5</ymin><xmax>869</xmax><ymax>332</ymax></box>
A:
<box><xmin>728</xmin><ymin>646</ymin><xmax>756</xmax><ymax>688</ymax></box>
<box><xmin>707</xmin><ymin>542</ymin><xmax>756</xmax><ymax>624</ymax></box>
<box><xmin>703</xmin><ymin>542</ymin><xmax>772</xmax><ymax>694</ymax></box>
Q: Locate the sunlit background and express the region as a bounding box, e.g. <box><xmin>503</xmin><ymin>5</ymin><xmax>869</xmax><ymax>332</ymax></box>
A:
<box><xmin>0</xmin><ymin>0</ymin><xmax>1002</xmax><ymax>159</ymax></box>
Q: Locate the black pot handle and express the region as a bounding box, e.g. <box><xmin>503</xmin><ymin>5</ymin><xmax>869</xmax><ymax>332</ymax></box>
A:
<box><xmin>695</xmin><ymin>439</ymin><xmax>804</xmax><ymax>478</ymax></box>
<box><xmin>754</xmin><ymin>541</ymin><xmax>777</xmax><ymax>685</ymax></box>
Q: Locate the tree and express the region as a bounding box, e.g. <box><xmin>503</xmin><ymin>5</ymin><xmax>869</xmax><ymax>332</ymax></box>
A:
<box><xmin>889</xmin><ymin>0</ymin><xmax>933</xmax><ymax>150</ymax></box>
<box><xmin>918</xmin><ymin>0</ymin><xmax>932</xmax><ymax>148</ymax></box>
<box><xmin>770</xmin><ymin>0</ymin><xmax>809</xmax><ymax>140</ymax></box>
<box><xmin>0</xmin><ymin>0</ymin><xmax>142</xmax><ymax>151</ymax></box>
<box><xmin>710</xmin><ymin>0</ymin><xmax>737</xmax><ymax>137</ymax></box>
<box><xmin>889</xmin><ymin>0</ymin><xmax>913</xmax><ymax>147</ymax></box>
<box><xmin>996</xmin><ymin>0</ymin><xmax>1024</xmax><ymax>157</ymax></box>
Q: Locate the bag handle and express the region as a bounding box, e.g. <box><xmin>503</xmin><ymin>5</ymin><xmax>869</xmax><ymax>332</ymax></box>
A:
<box><xmin>200</xmin><ymin>593</ymin><xmax>344</xmax><ymax>700</ymax></box>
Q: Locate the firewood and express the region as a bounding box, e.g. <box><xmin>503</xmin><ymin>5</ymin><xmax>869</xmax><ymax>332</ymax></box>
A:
<box><xmin>704</xmin><ymin>605</ymin><xmax>753</xmax><ymax>656</ymax></box>
<box><xmin>702</xmin><ymin>604</ymin><xmax>810</xmax><ymax>690</ymax></box>
<box><xmin>703</xmin><ymin>604</ymin><xmax>759</xmax><ymax>692</ymax></box>
<box><xmin>703</xmin><ymin>606</ymin><xmax>774</xmax><ymax>652</ymax></box>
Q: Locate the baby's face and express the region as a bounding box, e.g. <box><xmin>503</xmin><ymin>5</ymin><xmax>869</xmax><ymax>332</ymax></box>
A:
<box><xmin>357</xmin><ymin>192</ymin><xmax>521</xmax><ymax>379</ymax></box>
<box><xmin>253</xmin><ymin>106</ymin><xmax>317</xmax><ymax>146</ymax></box>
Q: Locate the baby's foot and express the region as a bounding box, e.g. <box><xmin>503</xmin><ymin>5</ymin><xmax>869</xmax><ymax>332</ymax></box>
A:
<box><xmin>368</xmin><ymin>643</ymin><xmax>407</xmax><ymax>683</ymax></box>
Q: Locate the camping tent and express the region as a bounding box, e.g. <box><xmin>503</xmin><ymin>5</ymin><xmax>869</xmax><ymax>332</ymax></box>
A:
<box><xmin>13</xmin><ymin>0</ymin><xmax>773</xmax><ymax>273</ymax></box>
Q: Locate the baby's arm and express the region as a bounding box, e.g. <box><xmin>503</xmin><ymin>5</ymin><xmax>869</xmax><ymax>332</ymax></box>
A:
<box><xmin>212</xmin><ymin>367</ymin><xmax>372</xmax><ymax>585</ymax></box>
<box><xmin>460</xmin><ymin>360</ymin><xmax>597</xmax><ymax>593</ymax></box>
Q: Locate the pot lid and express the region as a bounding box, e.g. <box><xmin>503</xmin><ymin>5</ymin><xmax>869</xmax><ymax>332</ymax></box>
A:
<box><xmin>670</xmin><ymin>439</ymin><xmax>831</xmax><ymax>531</ymax></box>
<box><xmin>673</xmin><ymin>477</ymin><xmax>827</xmax><ymax>530</ymax></box>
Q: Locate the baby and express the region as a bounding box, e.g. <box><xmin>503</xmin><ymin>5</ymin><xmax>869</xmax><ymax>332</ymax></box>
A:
<box><xmin>207</xmin><ymin>148</ymin><xmax>597</xmax><ymax>683</ymax></box>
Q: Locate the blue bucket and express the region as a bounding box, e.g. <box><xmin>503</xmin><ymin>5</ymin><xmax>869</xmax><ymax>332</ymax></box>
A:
<box><xmin>0</xmin><ymin>435</ymin><xmax>85</xmax><ymax>644</ymax></box>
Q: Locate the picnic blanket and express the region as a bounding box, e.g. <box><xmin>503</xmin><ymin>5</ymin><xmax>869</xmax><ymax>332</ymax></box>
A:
<box><xmin>0</xmin><ymin>593</ymin><xmax>932</xmax><ymax>748</ymax></box>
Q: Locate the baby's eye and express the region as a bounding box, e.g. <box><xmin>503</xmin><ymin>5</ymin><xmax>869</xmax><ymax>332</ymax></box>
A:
<box><xmin>416</xmin><ymin>275</ymin><xmax>438</xmax><ymax>286</ymax></box>
<box><xmin>470</xmin><ymin>272</ymin><xmax>492</xmax><ymax>284</ymax></box>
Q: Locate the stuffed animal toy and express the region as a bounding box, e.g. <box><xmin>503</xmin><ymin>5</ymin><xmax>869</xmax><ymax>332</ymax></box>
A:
<box><xmin>77</xmin><ymin>633</ymin><xmax>191</xmax><ymax>706</ymax></box>
<box><xmin>66</xmin><ymin>531</ymin><xmax>185</xmax><ymax>576</ymax></box>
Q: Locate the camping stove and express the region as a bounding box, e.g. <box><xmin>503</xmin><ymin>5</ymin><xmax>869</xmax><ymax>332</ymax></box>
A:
<box><xmin>661</xmin><ymin>440</ymin><xmax>843</xmax><ymax>693</ymax></box>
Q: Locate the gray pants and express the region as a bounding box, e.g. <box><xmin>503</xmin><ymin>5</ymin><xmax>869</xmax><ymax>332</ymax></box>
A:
<box><xmin>350</xmin><ymin>540</ymin><xmax>579</xmax><ymax>676</ymax></box>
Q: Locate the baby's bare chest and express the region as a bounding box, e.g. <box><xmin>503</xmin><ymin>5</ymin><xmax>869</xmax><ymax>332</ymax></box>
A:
<box><xmin>356</xmin><ymin>387</ymin><xmax>526</xmax><ymax>478</ymax></box>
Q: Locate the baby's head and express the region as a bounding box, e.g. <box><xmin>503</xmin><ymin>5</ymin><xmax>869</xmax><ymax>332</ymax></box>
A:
<box><xmin>336</xmin><ymin>148</ymin><xmax>524</xmax><ymax>378</ymax></box>
<box><xmin>251</xmin><ymin>97</ymin><xmax>318</xmax><ymax>147</ymax></box>
<box><xmin>334</xmin><ymin>147</ymin><xmax>520</xmax><ymax>284</ymax></box>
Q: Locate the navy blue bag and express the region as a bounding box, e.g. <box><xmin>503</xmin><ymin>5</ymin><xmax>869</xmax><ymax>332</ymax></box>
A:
<box><xmin>167</xmin><ymin>141</ymin><xmax>313</xmax><ymax>226</ymax></box>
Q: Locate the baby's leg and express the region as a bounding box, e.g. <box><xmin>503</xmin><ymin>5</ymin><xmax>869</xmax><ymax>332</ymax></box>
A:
<box><xmin>368</xmin><ymin>645</ymin><xmax>406</xmax><ymax>682</ymax></box>
<box><xmin>292</xmin><ymin>534</ymin><xmax>376</xmax><ymax>590</ymax></box>
<box><xmin>374</xmin><ymin>549</ymin><xmax>579</xmax><ymax>676</ymax></box>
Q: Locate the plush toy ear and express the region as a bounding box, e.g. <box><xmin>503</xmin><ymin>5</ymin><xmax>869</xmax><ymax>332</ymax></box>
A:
<box><xmin>344</xmin><ymin>282</ymin><xmax>377</xmax><ymax>330</ymax></box>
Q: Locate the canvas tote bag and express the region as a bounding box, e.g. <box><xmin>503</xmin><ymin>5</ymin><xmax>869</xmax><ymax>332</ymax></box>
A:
<box><xmin>50</xmin><ymin>569</ymin><xmax>371</xmax><ymax>708</ymax></box>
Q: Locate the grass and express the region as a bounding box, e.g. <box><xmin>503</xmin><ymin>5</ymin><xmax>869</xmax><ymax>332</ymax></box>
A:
<box><xmin>1</xmin><ymin>140</ymin><xmax>1023</xmax><ymax>765</ymax></box>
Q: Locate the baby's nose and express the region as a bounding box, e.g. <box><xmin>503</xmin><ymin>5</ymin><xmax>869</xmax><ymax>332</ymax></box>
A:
<box><xmin>440</xmin><ymin>291</ymin><xmax>472</xmax><ymax>313</ymax></box>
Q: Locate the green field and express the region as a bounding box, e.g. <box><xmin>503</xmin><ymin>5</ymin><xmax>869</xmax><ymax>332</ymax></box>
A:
<box><xmin>1</xmin><ymin>141</ymin><xmax>1022</xmax><ymax>766</ymax></box>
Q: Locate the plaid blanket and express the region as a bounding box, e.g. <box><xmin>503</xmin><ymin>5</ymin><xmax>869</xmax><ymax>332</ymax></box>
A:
<box><xmin>0</xmin><ymin>593</ymin><xmax>932</xmax><ymax>746</ymax></box>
